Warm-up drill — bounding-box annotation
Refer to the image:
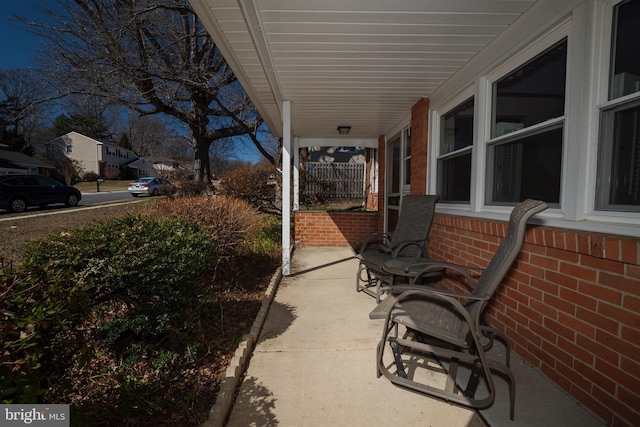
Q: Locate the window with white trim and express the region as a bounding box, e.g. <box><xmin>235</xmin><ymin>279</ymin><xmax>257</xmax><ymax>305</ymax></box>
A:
<box><xmin>403</xmin><ymin>127</ymin><xmax>411</xmax><ymax>187</ymax></box>
<box><xmin>486</xmin><ymin>39</ymin><xmax>567</xmax><ymax>206</ymax></box>
<box><xmin>438</xmin><ymin>97</ymin><xmax>474</xmax><ymax>202</ymax></box>
<box><xmin>596</xmin><ymin>0</ymin><xmax>640</xmax><ymax>212</ymax></box>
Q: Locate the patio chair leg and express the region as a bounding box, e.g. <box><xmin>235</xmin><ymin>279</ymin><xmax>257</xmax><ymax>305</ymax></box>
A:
<box><xmin>463</xmin><ymin>359</ymin><xmax>483</xmax><ymax>398</ymax></box>
<box><xmin>389</xmin><ymin>338</ymin><xmax>407</xmax><ymax>378</ymax></box>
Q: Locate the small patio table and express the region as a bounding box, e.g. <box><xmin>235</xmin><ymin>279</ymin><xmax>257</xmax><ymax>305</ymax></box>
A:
<box><xmin>382</xmin><ymin>257</ymin><xmax>444</xmax><ymax>288</ymax></box>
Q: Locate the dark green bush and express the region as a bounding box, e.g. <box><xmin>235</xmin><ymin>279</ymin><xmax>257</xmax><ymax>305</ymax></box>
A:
<box><xmin>19</xmin><ymin>215</ymin><xmax>218</xmax><ymax>342</ymax></box>
<box><xmin>1</xmin><ymin>267</ymin><xmax>74</xmax><ymax>403</ymax></box>
<box><xmin>3</xmin><ymin>215</ymin><xmax>217</xmax><ymax>404</ymax></box>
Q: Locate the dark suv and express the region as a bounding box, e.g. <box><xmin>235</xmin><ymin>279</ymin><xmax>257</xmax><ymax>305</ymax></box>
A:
<box><xmin>0</xmin><ymin>174</ymin><xmax>82</xmax><ymax>213</ymax></box>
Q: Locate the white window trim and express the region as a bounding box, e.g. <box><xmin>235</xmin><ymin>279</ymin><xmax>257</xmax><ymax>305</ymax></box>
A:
<box><xmin>586</xmin><ymin>0</ymin><xmax>640</xmax><ymax>226</ymax></box>
<box><xmin>427</xmin><ymin>2</ymin><xmax>640</xmax><ymax>236</ymax></box>
<box><xmin>429</xmin><ymin>87</ymin><xmax>476</xmax><ymax>209</ymax></box>
<box><xmin>483</xmin><ymin>23</ymin><xmax>570</xmax><ymax>209</ymax></box>
<box><xmin>384</xmin><ymin>123</ymin><xmax>411</xmax><ymax>233</ymax></box>
<box><xmin>402</xmin><ymin>126</ymin><xmax>411</xmax><ymax>192</ymax></box>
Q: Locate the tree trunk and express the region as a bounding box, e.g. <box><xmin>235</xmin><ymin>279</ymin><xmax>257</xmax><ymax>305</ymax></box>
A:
<box><xmin>192</xmin><ymin>134</ymin><xmax>211</xmax><ymax>182</ymax></box>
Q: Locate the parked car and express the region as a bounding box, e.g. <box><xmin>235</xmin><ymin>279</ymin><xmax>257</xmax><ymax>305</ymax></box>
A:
<box><xmin>128</xmin><ymin>177</ymin><xmax>176</xmax><ymax>197</ymax></box>
<box><xmin>0</xmin><ymin>174</ymin><xmax>82</xmax><ymax>213</ymax></box>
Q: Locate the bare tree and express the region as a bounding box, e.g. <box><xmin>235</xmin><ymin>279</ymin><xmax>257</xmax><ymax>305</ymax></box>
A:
<box><xmin>0</xmin><ymin>68</ymin><xmax>47</xmax><ymax>150</ymax></box>
<box><xmin>53</xmin><ymin>156</ymin><xmax>84</xmax><ymax>185</ymax></box>
<box><xmin>18</xmin><ymin>0</ymin><xmax>276</xmax><ymax>182</ymax></box>
<box><xmin>127</xmin><ymin>114</ymin><xmax>168</xmax><ymax>157</ymax></box>
<box><xmin>161</xmin><ymin>132</ymin><xmax>192</xmax><ymax>163</ymax></box>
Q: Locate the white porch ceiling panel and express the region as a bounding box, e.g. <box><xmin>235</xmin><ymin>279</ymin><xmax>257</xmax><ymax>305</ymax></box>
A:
<box><xmin>189</xmin><ymin>0</ymin><xmax>536</xmax><ymax>139</ymax></box>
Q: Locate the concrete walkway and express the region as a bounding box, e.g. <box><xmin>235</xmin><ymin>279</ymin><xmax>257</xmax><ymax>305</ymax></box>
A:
<box><xmin>218</xmin><ymin>247</ymin><xmax>605</xmax><ymax>427</ymax></box>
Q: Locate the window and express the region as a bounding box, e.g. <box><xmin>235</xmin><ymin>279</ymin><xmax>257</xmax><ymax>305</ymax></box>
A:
<box><xmin>403</xmin><ymin>128</ymin><xmax>411</xmax><ymax>186</ymax></box>
<box><xmin>389</xmin><ymin>137</ymin><xmax>401</xmax><ymax>195</ymax></box>
<box><xmin>597</xmin><ymin>0</ymin><xmax>640</xmax><ymax>212</ymax></box>
<box><xmin>65</xmin><ymin>144</ymin><xmax>72</xmax><ymax>154</ymax></box>
<box><xmin>386</xmin><ymin>127</ymin><xmax>411</xmax><ymax>232</ymax></box>
<box><xmin>438</xmin><ymin>98</ymin><xmax>474</xmax><ymax>202</ymax></box>
<box><xmin>487</xmin><ymin>39</ymin><xmax>567</xmax><ymax>205</ymax></box>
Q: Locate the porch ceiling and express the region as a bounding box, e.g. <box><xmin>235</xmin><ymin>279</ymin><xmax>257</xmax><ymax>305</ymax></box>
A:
<box><xmin>189</xmin><ymin>0</ymin><xmax>537</xmax><ymax>139</ymax></box>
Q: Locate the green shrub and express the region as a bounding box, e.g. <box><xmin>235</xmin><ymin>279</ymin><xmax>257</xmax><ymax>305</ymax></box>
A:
<box><xmin>20</xmin><ymin>215</ymin><xmax>218</xmax><ymax>343</ymax></box>
<box><xmin>249</xmin><ymin>214</ymin><xmax>282</xmax><ymax>255</ymax></box>
<box><xmin>1</xmin><ymin>201</ymin><xmax>280</xmax><ymax>421</ymax></box>
<box><xmin>1</xmin><ymin>268</ymin><xmax>71</xmax><ymax>403</ymax></box>
<box><xmin>2</xmin><ymin>215</ymin><xmax>218</xmax><ymax>405</ymax></box>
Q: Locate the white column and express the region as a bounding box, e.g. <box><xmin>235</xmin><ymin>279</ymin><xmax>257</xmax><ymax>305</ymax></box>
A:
<box><xmin>282</xmin><ymin>100</ymin><xmax>292</xmax><ymax>276</ymax></box>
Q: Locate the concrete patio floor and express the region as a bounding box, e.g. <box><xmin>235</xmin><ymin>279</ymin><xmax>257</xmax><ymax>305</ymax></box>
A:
<box><xmin>210</xmin><ymin>247</ymin><xmax>606</xmax><ymax>427</ymax></box>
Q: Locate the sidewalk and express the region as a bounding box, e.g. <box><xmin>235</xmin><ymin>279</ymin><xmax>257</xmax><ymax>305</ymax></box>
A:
<box><xmin>217</xmin><ymin>247</ymin><xmax>605</xmax><ymax>426</ymax></box>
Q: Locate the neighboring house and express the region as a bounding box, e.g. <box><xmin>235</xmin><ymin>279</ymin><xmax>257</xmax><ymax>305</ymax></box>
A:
<box><xmin>191</xmin><ymin>1</ymin><xmax>640</xmax><ymax>425</ymax></box>
<box><xmin>45</xmin><ymin>131</ymin><xmax>146</xmax><ymax>178</ymax></box>
<box><xmin>0</xmin><ymin>149</ymin><xmax>54</xmax><ymax>175</ymax></box>
<box><xmin>145</xmin><ymin>156</ymin><xmax>189</xmax><ymax>179</ymax></box>
<box><xmin>126</xmin><ymin>157</ymin><xmax>155</xmax><ymax>179</ymax></box>
<box><xmin>301</xmin><ymin>146</ymin><xmax>369</xmax><ymax>201</ymax></box>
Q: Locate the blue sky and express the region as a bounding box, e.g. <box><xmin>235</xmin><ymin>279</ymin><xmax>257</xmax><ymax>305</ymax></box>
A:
<box><xmin>0</xmin><ymin>1</ymin><xmax>265</xmax><ymax>163</ymax></box>
<box><xmin>0</xmin><ymin>0</ymin><xmax>42</xmax><ymax>69</ymax></box>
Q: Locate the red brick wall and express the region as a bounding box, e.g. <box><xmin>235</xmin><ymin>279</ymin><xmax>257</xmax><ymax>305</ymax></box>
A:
<box><xmin>429</xmin><ymin>212</ymin><xmax>640</xmax><ymax>427</ymax></box>
<box><xmin>294</xmin><ymin>211</ymin><xmax>379</xmax><ymax>247</ymax></box>
<box><xmin>411</xmin><ymin>98</ymin><xmax>429</xmax><ymax>195</ymax></box>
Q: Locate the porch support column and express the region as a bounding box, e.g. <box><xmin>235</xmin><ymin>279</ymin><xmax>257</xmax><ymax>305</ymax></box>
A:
<box><xmin>282</xmin><ymin>100</ymin><xmax>292</xmax><ymax>276</ymax></box>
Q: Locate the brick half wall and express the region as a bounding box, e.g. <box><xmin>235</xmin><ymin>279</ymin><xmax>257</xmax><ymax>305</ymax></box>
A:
<box><xmin>294</xmin><ymin>211</ymin><xmax>379</xmax><ymax>248</ymax></box>
<box><xmin>429</xmin><ymin>212</ymin><xmax>640</xmax><ymax>427</ymax></box>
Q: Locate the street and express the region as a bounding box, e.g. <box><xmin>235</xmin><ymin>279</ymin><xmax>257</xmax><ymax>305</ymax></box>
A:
<box><xmin>0</xmin><ymin>190</ymin><xmax>141</xmax><ymax>219</ymax></box>
<box><xmin>80</xmin><ymin>190</ymin><xmax>132</xmax><ymax>206</ymax></box>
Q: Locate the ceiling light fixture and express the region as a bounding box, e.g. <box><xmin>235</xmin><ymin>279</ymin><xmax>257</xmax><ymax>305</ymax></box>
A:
<box><xmin>337</xmin><ymin>125</ymin><xmax>351</xmax><ymax>135</ymax></box>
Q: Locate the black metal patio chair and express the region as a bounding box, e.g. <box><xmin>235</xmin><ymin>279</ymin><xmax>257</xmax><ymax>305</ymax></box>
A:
<box><xmin>369</xmin><ymin>199</ymin><xmax>548</xmax><ymax>420</ymax></box>
<box><xmin>355</xmin><ymin>194</ymin><xmax>440</xmax><ymax>302</ymax></box>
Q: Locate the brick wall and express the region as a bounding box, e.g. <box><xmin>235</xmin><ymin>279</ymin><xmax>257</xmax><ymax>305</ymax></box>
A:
<box><xmin>411</xmin><ymin>98</ymin><xmax>429</xmax><ymax>195</ymax></box>
<box><xmin>429</xmin><ymin>212</ymin><xmax>640</xmax><ymax>427</ymax></box>
<box><xmin>294</xmin><ymin>211</ymin><xmax>379</xmax><ymax>247</ymax></box>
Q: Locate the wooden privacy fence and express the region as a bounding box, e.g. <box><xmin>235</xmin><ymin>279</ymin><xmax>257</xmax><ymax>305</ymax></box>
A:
<box><xmin>302</xmin><ymin>162</ymin><xmax>365</xmax><ymax>200</ymax></box>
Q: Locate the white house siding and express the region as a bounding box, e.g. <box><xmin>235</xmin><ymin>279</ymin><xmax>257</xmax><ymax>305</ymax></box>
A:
<box><xmin>46</xmin><ymin>131</ymin><xmax>138</xmax><ymax>176</ymax></box>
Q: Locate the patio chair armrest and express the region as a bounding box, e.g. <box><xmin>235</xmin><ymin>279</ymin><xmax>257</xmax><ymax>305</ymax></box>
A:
<box><xmin>355</xmin><ymin>232</ymin><xmax>392</xmax><ymax>255</ymax></box>
<box><xmin>390</xmin><ymin>240</ymin><xmax>427</xmax><ymax>258</ymax></box>
<box><xmin>371</xmin><ymin>285</ymin><xmax>489</xmax><ymax>320</ymax></box>
<box><xmin>386</xmin><ymin>285</ymin><xmax>489</xmax><ymax>302</ymax></box>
